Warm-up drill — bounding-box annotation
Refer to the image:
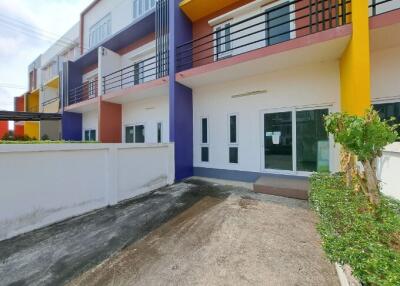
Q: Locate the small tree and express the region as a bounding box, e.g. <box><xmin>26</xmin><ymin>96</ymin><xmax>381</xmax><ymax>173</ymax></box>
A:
<box><xmin>324</xmin><ymin>107</ymin><xmax>399</xmax><ymax>206</ymax></box>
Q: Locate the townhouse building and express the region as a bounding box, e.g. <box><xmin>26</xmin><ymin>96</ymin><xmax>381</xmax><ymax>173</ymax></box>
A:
<box><xmin>16</xmin><ymin>24</ymin><xmax>80</xmax><ymax>140</ymax></box>
<box><xmin>28</xmin><ymin>0</ymin><xmax>400</xmax><ymax>194</ymax></box>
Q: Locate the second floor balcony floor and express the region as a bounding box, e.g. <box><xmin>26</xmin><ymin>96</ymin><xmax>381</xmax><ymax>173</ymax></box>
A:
<box><xmin>176</xmin><ymin>0</ymin><xmax>400</xmax><ymax>72</ymax></box>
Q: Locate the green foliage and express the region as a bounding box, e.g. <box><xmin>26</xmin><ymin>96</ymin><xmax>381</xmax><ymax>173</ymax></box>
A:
<box><xmin>310</xmin><ymin>173</ymin><xmax>400</xmax><ymax>286</ymax></box>
<box><xmin>324</xmin><ymin>108</ymin><xmax>399</xmax><ymax>161</ymax></box>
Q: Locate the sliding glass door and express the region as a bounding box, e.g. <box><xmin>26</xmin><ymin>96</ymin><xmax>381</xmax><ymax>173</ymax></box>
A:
<box><xmin>263</xmin><ymin>108</ymin><xmax>330</xmax><ymax>174</ymax></box>
<box><xmin>264</xmin><ymin>111</ymin><xmax>293</xmax><ymax>171</ymax></box>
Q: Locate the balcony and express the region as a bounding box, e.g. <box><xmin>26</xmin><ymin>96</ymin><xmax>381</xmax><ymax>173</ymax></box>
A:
<box><xmin>369</xmin><ymin>0</ymin><xmax>400</xmax><ymax>16</ymax></box>
<box><xmin>175</xmin><ymin>0</ymin><xmax>353</xmax><ymax>87</ymax></box>
<box><xmin>369</xmin><ymin>0</ymin><xmax>400</xmax><ymax>52</ymax></box>
<box><xmin>66</xmin><ymin>79</ymin><xmax>99</xmax><ymax>111</ymax></box>
<box><xmin>101</xmin><ymin>53</ymin><xmax>169</xmax><ymax>104</ymax></box>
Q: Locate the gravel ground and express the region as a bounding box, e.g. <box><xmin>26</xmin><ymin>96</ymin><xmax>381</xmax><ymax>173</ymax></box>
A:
<box><xmin>67</xmin><ymin>181</ymin><xmax>339</xmax><ymax>286</ymax></box>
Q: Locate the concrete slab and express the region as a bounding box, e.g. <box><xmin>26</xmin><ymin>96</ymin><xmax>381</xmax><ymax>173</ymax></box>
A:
<box><xmin>0</xmin><ymin>180</ymin><xmax>338</xmax><ymax>286</ymax></box>
<box><xmin>253</xmin><ymin>175</ymin><xmax>310</xmax><ymax>200</ymax></box>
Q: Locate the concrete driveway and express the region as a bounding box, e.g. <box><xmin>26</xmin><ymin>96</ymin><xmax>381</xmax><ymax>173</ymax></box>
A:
<box><xmin>0</xmin><ymin>180</ymin><xmax>339</xmax><ymax>286</ymax></box>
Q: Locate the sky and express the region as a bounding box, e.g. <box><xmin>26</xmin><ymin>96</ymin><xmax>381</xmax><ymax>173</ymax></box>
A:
<box><xmin>0</xmin><ymin>0</ymin><xmax>92</xmax><ymax>112</ymax></box>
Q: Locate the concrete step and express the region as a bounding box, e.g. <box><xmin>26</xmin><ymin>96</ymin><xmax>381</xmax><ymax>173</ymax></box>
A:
<box><xmin>253</xmin><ymin>175</ymin><xmax>310</xmax><ymax>200</ymax></box>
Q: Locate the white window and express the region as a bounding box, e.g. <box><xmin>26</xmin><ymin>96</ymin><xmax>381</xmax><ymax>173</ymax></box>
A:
<box><xmin>133</xmin><ymin>0</ymin><xmax>156</xmax><ymax>21</ymax></box>
<box><xmin>200</xmin><ymin>117</ymin><xmax>209</xmax><ymax>162</ymax></box>
<box><xmin>228</xmin><ymin>114</ymin><xmax>239</xmax><ymax>164</ymax></box>
<box><xmin>214</xmin><ymin>22</ymin><xmax>232</xmax><ymax>61</ymax></box>
<box><xmin>84</xmin><ymin>129</ymin><xmax>96</xmax><ymax>141</ymax></box>
<box><xmin>89</xmin><ymin>14</ymin><xmax>112</xmax><ymax>49</ymax></box>
<box><xmin>126</xmin><ymin>124</ymin><xmax>145</xmax><ymax>143</ymax></box>
<box><xmin>157</xmin><ymin>122</ymin><xmax>163</xmax><ymax>143</ymax></box>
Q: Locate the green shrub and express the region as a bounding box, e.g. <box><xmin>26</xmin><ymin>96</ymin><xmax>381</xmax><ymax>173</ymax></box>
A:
<box><xmin>310</xmin><ymin>173</ymin><xmax>400</xmax><ymax>286</ymax></box>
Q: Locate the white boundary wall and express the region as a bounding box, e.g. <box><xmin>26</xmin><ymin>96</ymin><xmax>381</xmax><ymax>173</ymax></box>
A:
<box><xmin>0</xmin><ymin>143</ymin><xmax>174</xmax><ymax>241</ymax></box>
<box><xmin>378</xmin><ymin>142</ymin><xmax>400</xmax><ymax>201</ymax></box>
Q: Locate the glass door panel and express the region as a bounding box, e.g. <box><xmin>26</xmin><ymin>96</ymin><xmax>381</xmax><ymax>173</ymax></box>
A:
<box><xmin>264</xmin><ymin>111</ymin><xmax>293</xmax><ymax>170</ymax></box>
<box><xmin>296</xmin><ymin>109</ymin><xmax>329</xmax><ymax>172</ymax></box>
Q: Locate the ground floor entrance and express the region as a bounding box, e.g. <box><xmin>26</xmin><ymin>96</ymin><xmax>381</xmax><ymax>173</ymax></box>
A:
<box><xmin>262</xmin><ymin>107</ymin><xmax>330</xmax><ymax>175</ymax></box>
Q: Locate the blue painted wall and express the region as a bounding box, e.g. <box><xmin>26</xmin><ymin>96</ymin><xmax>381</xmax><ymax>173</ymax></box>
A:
<box><xmin>62</xmin><ymin>112</ymin><xmax>82</xmax><ymax>141</ymax></box>
<box><xmin>169</xmin><ymin>0</ymin><xmax>193</xmax><ymax>180</ymax></box>
<box><xmin>61</xmin><ymin>61</ymin><xmax>83</xmax><ymax>141</ymax></box>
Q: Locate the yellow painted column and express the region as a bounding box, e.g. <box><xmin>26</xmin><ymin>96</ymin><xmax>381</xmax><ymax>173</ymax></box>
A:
<box><xmin>340</xmin><ymin>0</ymin><xmax>371</xmax><ymax>115</ymax></box>
<box><xmin>25</xmin><ymin>122</ymin><xmax>40</xmax><ymax>140</ymax></box>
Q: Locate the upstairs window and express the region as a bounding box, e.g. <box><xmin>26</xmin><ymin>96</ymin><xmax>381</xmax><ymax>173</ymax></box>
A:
<box><xmin>133</xmin><ymin>0</ymin><xmax>156</xmax><ymax>21</ymax></box>
<box><xmin>89</xmin><ymin>14</ymin><xmax>112</xmax><ymax>49</ymax></box>
<box><xmin>214</xmin><ymin>22</ymin><xmax>232</xmax><ymax>61</ymax></box>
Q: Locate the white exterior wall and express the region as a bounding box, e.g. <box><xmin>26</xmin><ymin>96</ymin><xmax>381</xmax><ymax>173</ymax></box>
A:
<box><xmin>0</xmin><ymin>143</ymin><xmax>174</xmax><ymax>241</ymax></box>
<box><xmin>41</xmin><ymin>23</ymin><xmax>80</xmax><ymax>67</ymax></box>
<box><xmin>83</xmin><ymin>0</ymin><xmax>151</xmax><ymax>50</ymax></box>
<box><xmin>371</xmin><ymin>46</ymin><xmax>400</xmax><ymax>104</ymax></box>
<box><xmin>193</xmin><ymin>61</ymin><xmax>341</xmax><ymax>174</ymax></box>
<box><xmin>122</xmin><ymin>95</ymin><xmax>169</xmax><ymax>143</ymax></box>
<box><xmin>83</xmin><ymin>110</ymin><xmax>99</xmax><ymax>140</ymax></box>
<box><xmin>99</xmin><ymin>47</ymin><xmax>122</xmax><ymax>94</ymax></box>
<box><xmin>378</xmin><ymin>143</ymin><xmax>400</xmax><ymax>200</ymax></box>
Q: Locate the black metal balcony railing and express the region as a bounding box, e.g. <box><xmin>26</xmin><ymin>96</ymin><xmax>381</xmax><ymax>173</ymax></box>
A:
<box><xmin>370</xmin><ymin>0</ymin><xmax>400</xmax><ymax>16</ymax></box>
<box><xmin>68</xmin><ymin>78</ymin><xmax>98</xmax><ymax>106</ymax></box>
<box><xmin>176</xmin><ymin>0</ymin><xmax>352</xmax><ymax>71</ymax></box>
<box><xmin>42</xmin><ymin>97</ymin><xmax>59</xmax><ymax>107</ymax></box>
<box><xmin>102</xmin><ymin>52</ymin><xmax>168</xmax><ymax>94</ymax></box>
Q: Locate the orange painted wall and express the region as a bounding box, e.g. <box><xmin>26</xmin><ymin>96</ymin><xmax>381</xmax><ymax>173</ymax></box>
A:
<box><xmin>0</xmin><ymin>121</ymin><xmax>8</xmax><ymax>139</ymax></box>
<box><xmin>99</xmin><ymin>100</ymin><xmax>122</xmax><ymax>143</ymax></box>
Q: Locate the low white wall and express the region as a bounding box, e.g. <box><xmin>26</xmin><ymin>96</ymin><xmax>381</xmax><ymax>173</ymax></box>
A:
<box><xmin>0</xmin><ymin>143</ymin><xmax>174</xmax><ymax>241</ymax></box>
<box><xmin>378</xmin><ymin>142</ymin><xmax>400</xmax><ymax>201</ymax></box>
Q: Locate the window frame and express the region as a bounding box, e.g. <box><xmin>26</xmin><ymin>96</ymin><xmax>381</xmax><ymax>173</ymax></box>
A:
<box><xmin>213</xmin><ymin>21</ymin><xmax>233</xmax><ymax>61</ymax></box>
<box><xmin>133</xmin><ymin>0</ymin><xmax>157</xmax><ymax>21</ymax></box>
<box><xmin>84</xmin><ymin>129</ymin><xmax>97</xmax><ymax>141</ymax></box>
<box><xmin>125</xmin><ymin>123</ymin><xmax>146</xmax><ymax>143</ymax></box>
<box><xmin>89</xmin><ymin>13</ymin><xmax>112</xmax><ymax>49</ymax></box>
<box><xmin>157</xmin><ymin>122</ymin><xmax>163</xmax><ymax>143</ymax></box>
<box><xmin>228</xmin><ymin>113</ymin><xmax>239</xmax><ymax>164</ymax></box>
<box><xmin>200</xmin><ymin>116</ymin><xmax>210</xmax><ymax>163</ymax></box>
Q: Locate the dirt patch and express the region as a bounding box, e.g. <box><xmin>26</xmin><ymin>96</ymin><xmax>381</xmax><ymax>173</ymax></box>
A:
<box><xmin>68</xmin><ymin>194</ymin><xmax>339</xmax><ymax>286</ymax></box>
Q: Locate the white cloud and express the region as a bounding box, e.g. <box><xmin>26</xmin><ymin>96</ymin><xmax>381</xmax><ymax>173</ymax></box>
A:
<box><xmin>0</xmin><ymin>0</ymin><xmax>92</xmax><ymax>111</ymax></box>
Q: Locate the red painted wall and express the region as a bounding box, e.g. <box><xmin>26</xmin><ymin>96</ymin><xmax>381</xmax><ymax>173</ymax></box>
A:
<box><xmin>99</xmin><ymin>99</ymin><xmax>122</xmax><ymax>143</ymax></box>
<box><xmin>0</xmin><ymin>121</ymin><xmax>8</xmax><ymax>139</ymax></box>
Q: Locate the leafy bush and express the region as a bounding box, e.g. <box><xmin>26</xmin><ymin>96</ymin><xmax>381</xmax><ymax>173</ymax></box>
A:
<box><xmin>324</xmin><ymin>108</ymin><xmax>399</xmax><ymax>206</ymax></box>
<box><xmin>310</xmin><ymin>173</ymin><xmax>400</xmax><ymax>286</ymax></box>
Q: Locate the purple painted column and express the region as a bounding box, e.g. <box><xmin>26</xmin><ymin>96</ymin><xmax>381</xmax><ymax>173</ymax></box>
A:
<box><xmin>61</xmin><ymin>61</ymin><xmax>83</xmax><ymax>141</ymax></box>
<box><xmin>169</xmin><ymin>0</ymin><xmax>193</xmax><ymax>180</ymax></box>
<box><xmin>62</xmin><ymin>112</ymin><xmax>82</xmax><ymax>141</ymax></box>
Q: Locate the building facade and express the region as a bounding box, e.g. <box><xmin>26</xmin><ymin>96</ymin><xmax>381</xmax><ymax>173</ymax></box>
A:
<box><xmin>20</xmin><ymin>0</ymin><xmax>400</xmax><ymax>186</ymax></box>
<box><xmin>16</xmin><ymin>24</ymin><xmax>80</xmax><ymax>140</ymax></box>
